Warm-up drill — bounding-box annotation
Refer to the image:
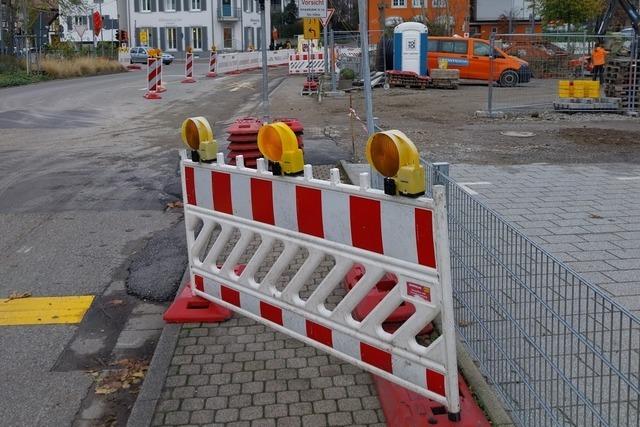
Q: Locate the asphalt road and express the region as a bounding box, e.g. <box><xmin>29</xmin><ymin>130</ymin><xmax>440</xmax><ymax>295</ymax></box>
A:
<box><xmin>0</xmin><ymin>63</ymin><xmax>290</xmax><ymax>426</ymax></box>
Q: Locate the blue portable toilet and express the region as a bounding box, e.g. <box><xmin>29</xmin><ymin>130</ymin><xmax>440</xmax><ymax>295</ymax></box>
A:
<box><xmin>393</xmin><ymin>22</ymin><xmax>428</xmax><ymax>76</ymax></box>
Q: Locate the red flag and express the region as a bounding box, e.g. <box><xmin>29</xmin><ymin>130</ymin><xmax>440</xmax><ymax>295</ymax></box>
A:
<box><xmin>93</xmin><ymin>11</ymin><xmax>103</xmax><ymax>36</ymax></box>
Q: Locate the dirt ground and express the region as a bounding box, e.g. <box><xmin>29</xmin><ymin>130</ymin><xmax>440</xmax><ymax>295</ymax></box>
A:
<box><xmin>268</xmin><ymin>75</ymin><xmax>640</xmax><ymax>165</ymax></box>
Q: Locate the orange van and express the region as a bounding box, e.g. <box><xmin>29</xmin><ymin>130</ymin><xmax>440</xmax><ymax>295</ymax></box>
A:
<box><xmin>427</xmin><ymin>37</ymin><xmax>531</xmax><ymax>87</ymax></box>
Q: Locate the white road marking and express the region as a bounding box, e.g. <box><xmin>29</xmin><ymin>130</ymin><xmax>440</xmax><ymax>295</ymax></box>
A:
<box><xmin>229</xmin><ymin>82</ymin><xmax>254</xmax><ymax>92</ymax></box>
<box><xmin>17</xmin><ymin>246</ymin><xmax>32</xmax><ymax>254</ymax></box>
<box><xmin>616</xmin><ymin>176</ymin><xmax>640</xmax><ymax>181</ymax></box>
<box><xmin>457</xmin><ymin>182</ymin><xmax>492</xmax><ymax>196</ymax></box>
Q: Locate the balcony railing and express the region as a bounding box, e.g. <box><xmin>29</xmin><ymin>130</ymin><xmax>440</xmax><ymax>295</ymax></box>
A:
<box><xmin>217</xmin><ymin>1</ymin><xmax>240</xmax><ymax>21</ymax></box>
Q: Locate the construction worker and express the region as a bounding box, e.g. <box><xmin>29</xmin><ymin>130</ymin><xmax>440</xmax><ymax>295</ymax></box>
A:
<box><xmin>591</xmin><ymin>42</ymin><xmax>607</xmax><ymax>84</ymax></box>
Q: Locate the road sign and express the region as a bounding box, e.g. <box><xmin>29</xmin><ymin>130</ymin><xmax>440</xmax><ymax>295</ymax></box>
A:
<box><xmin>139</xmin><ymin>30</ymin><xmax>148</xmax><ymax>45</ymax></box>
<box><xmin>321</xmin><ymin>8</ymin><xmax>334</xmax><ymax>27</ymax></box>
<box><xmin>298</xmin><ymin>0</ymin><xmax>327</xmax><ymax>18</ymax></box>
<box><xmin>303</xmin><ymin>18</ymin><xmax>320</xmax><ymax>40</ymax></box>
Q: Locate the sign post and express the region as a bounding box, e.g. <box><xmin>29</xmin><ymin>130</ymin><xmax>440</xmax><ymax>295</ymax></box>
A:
<box><xmin>321</xmin><ymin>9</ymin><xmax>334</xmax><ymax>75</ymax></box>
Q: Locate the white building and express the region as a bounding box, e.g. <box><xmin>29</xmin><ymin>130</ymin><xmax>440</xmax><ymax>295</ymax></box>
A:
<box><xmin>60</xmin><ymin>0</ymin><xmax>120</xmax><ymax>43</ymax></box>
<box><xmin>121</xmin><ymin>0</ymin><xmax>271</xmax><ymax>55</ymax></box>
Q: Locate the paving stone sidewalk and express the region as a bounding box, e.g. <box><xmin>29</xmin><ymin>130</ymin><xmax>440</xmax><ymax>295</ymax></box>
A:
<box><xmin>151</xmin><ymin>165</ymin><xmax>387</xmax><ymax>427</ymax></box>
<box><xmin>152</xmin><ymin>320</ymin><xmax>386</xmax><ymax>427</ymax></box>
<box><xmin>451</xmin><ymin>162</ymin><xmax>640</xmax><ymax>315</ymax></box>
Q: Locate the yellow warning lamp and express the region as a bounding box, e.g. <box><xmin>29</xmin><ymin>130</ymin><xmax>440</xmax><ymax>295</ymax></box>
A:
<box><xmin>186</xmin><ymin>46</ymin><xmax>193</xmax><ymax>54</ymax></box>
<box><xmin>257</xmin><ymin>122</ymin><xmax>304</xmax><ymax>175</ymax></box>
<box><xmin>365</xmin><ymin>130</ymin><xmax>425</xmax><ymax>197</ymax></box>
<box><xmin>181</xmin><ymin>117</ymin><xmax>217</xmax><ymax>163</ymax></box>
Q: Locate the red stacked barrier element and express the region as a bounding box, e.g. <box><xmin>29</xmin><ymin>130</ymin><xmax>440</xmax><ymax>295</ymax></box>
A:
<box><xmin>164</xmin><ymin>265</ymin><xmax>246</xmax><ymax>323</ymax></box>
<box><xmin>273</xmin><ymin>117</ymin><xmax>304</xmax><ymax>150</ymax></box>
<box><xmin>226</xmin><ymin>117</ymin><xmax>304</xmax><ymax>168</ymax></box>
<box><xmin>343</xmin><ymin>264</ymin><xmax>433</xmax><ymax>334</ymax></box>
<box><xmin>226</xmin><ymin>117</ymin><xmax>264</xmax><ymax>167</ymax></box>
<box><xmin>374</xmin><ymin>375</ymin><xmax>490</xmax><ymax>426</ymax></box>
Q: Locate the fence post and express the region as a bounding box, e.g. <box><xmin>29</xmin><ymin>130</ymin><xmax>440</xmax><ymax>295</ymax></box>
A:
<box><xmin>488</xmin><ymin>32</ymin><xmax>495</xmax><ymax>114</ymax></box>
<box><xmin>628</xmin><ymin>35</ymin><xmax>638</xmax><ymax>115</ymax></box>
<box><xmin>431</xmin><ymin>162</ymin><xmax>450</xmax><ymax>186</ymax></box>
<box><xmin>330</xmin><ymin>29</ymin><xmax>337</xmax><ymax>92</ymax></box>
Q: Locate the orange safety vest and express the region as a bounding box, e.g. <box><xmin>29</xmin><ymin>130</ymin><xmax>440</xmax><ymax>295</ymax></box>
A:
<box><xmin>592</xmin><ymin>47</ymin><xmax>606</xmax><ymax>66</ymax></box>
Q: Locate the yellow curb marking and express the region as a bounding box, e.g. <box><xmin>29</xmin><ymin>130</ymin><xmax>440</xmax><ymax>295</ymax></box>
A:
<box><xmin>0</xmin><ymin>296</ymin><xmax>94</xmax><ymax>326</ymax></box>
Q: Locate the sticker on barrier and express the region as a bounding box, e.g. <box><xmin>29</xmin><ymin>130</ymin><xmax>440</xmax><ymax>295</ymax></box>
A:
<box><xmin>178</xmin><ymin>145</ymin><xmax>461</xmax><ymax>417</ymax></box>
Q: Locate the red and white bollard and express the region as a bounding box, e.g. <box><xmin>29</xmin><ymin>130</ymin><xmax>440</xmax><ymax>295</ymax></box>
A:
<box><xmin>143</xmin><ymin>57</ymin><xmax>162</xmax><ymax>100</ymax></box>
<box><xmin>182</xmin><ymin>52</ymin><xmax>196</xmax><ymax>83</ymax></box>
<box><xmin>156</xmin><ymin>57</ymin><xmax>166</xmax><ymax>92</ymax></box>
<box><xmin>207</xmin><ymin>50</ymin><xmax>217</xmax><ymax>78</ymax></box>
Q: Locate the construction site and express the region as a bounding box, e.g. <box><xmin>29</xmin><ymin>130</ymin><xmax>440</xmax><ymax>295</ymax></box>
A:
<box><xmin>1</xmin><ymin>1</ymin><xmax>640</xmax><ymax>427</ymax></box>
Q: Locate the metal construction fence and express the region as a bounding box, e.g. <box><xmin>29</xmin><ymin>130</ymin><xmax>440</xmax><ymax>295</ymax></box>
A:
<box><xmin>424</xmin><ymin>163</ymin><xmax>640</xmax><ymax>426</ymax></box>
<box><xmin>487</xmin><ymin>33</ymin><xmax>639</xmax><ymax>114</ymax></box>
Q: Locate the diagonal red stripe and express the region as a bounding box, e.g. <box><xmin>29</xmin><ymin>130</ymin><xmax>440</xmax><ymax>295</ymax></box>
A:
<box><xmin>260</xmin><ymin>301</ymin><xmax>283</xmax><ymax>325</ymax></box>
<box><xmin>306</xmin><ymin>320</ymin><xmax>333</xmax><ymax>347</ymax></box>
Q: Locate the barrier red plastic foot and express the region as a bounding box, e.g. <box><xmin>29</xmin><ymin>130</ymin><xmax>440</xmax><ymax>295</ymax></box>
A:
<box><xmin>206</xmin><ymin>72</ymin><xmax>217</xmax><ymax>78</ymax></box>
<box><xmin>181</xmin><ymin>77</ymin><xmax>197</xmax><ymax>83</ymax></box>
<box><xmin>373</xmin><ymin>375</ymin><xmax>490</xmax><ymax>426</ymax></box>
<box><xmin>156</xmin><ymin>85</ymin><xmax>167</xmax><ymax>93</ymax></box>
<box><xmin>127</xmin><ymin>64</ymin><xmax>141</xmax><ymax>70</ymax></box>
<box><xmin>143</xmin><ymin>91</ymin><xmax>162</xmax><ymax>100</ymax></box>
<box><xmin>163</xmin><ymin>285</ymin><xmax>232</xmax><ymax>323</ymax></box>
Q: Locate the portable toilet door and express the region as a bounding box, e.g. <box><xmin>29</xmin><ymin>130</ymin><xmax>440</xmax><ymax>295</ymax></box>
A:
<box><xmin>393</xmin><ymin>22</ymin><xmax>428</xmax><ymax>76</ymax></box>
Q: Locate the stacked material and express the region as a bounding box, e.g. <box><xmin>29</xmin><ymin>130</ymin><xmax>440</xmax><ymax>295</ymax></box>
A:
<box><xmin>386</xmin><ymin>70</ymin><xmax>431</xmax><ymax>90</ymax></box>
<box><xmin>429</xmin><ymin>68</ymin><xmax>460</xmax><ymax>89</ymax></box>
<box><xmin>604</xmin><ymin>57</ymin><xmax>639</xmax><ymax>109</ymax></box>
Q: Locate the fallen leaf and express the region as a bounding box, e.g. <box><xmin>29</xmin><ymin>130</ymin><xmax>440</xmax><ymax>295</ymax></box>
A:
<box><xmin>166</xmin><ymin>201</ymin><xmax>184</xmax><ymax>209</ymax></box>
<box><xmin>132</xmin><ymin>371</ymin><xmax>145</xmax><ymax>378</ymax></box>
<box><xmin>95</xmin><ymin>386</ymin><xmax>118</xmax><ymax>395</ymax></box>
<box><xmin>5</xmin><ymin>291</ymin><xmax>31</xmax><ymax>301</ymax></box>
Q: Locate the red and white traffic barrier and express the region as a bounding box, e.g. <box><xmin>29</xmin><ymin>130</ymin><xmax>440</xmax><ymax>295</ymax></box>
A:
<box><xmin>289</xmin><ymin>52</ymin><xmax>324</xmax><ymax>74</ymax></box>
<box><xmin>182</xmin><ymin>52</ymin><xmax>196</xmax><ymax>83</ymax></box>
<box><xmin>179</xmin><ymin>153</ymin><xmax>461</xmax><ymax>418</ymax></box>
<box><xmin>156</xmin><ymin>58</ymin><xmax>166</xmax><ymax>93</ymax></box>
<box><xmin>207</xmin><ymin>50</ymin><xmax>217</xmax><ymax>78</ymax></box>
<box><xmin>143</xmin><ymin>57</ymin><xmax>162</xmax><ymax>100</ymax></box>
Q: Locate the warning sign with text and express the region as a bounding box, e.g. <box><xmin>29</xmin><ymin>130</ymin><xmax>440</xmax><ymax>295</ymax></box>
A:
<box><xmin>298</xmin><ymin>0</ymin><xmax>327</xmax><ymax>18</ymax></box>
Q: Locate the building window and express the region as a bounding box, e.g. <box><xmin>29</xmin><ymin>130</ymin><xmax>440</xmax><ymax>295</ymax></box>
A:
<box><xmin>166</xmin><ymin>0</ymin><xmax>176</xmax><ymax>11</ymax></box>
<box><xmin>73</xmin><ymin>16</ymin><xmax>87</xmax><ymax>26</ymax></box>
<box><xmin>141</xmin><ymin>0</ymin><xmax>151</xmax><ymax>12</ymax></box>
<box><xmin>167</xmin><ymin>27</ymin><xmax>177</xmax><ymax>50</ymax></box>
<box><xmin>192</xmin><ymin>27</ymin><xmax>203</xmax><ymax>49</ymax></box>
<box><xmin>223</xmin><ymin>27</ymin><xmax>233</xmax><ymax>49</ymax></box>
<box><xmin>392</xmin><ymin>0</ymin><xmax>406</xmax><ymax>7</ymax></box>
<box><xmin>432</xmin><ymin>0</ymin><xmax>446</xmax><ymax>7</ymax></box>
<box><xmin>413</xmin><ymin>0</ymin><xmax>423</xmax><ymax>7</ymax></box>
<box><xmin>191</xmin><ymin>0</ymin><xmax>201</xmax><ymax>10</ymax></box>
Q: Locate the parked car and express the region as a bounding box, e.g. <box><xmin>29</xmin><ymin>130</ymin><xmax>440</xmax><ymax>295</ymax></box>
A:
<box><xmin>427</xmin><ymin>36</ymin><xmax>531</xmax><ymax>87</ymax></box>
<box><xmin>130</xmin><ymin>47</ymin><xmax>174</xmax><ymax>65</ymax></box>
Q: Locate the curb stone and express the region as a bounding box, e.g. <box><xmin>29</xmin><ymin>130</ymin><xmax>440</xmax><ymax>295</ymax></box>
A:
<box><xmin>126</xmin><ymin>271</ymin><xmax>187</xmax><ymax>427</ymax></box>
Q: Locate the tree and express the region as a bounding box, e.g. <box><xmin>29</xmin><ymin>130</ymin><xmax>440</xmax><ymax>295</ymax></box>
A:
<box><xmin>535</xmin><ymin>0</ymin><xmax>605</xmax><ymax>26</ymax></box>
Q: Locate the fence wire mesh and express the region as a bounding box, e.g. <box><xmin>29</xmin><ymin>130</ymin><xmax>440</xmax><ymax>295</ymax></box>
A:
<box><xmin>488</xmin><ymin>33</ymin><xmax>639</xmax><ymax>114</ymax></box>
<box><xmin>427</xmin><ymin>165</ymin><xmax>640</xmax><ymax>427</ymax></box>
